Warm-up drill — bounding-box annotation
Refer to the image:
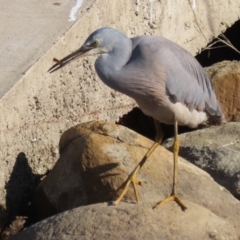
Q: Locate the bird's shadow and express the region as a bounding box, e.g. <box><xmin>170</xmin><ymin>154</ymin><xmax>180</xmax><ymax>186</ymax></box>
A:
<box><xmin>3</xmin><ymin>152</ymin><xmax>44</xmax><ymax>230</ymax></box>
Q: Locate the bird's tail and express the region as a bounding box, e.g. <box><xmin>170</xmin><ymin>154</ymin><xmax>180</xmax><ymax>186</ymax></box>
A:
<box><xmin>206</xmin><ymin>103</ymin><xmax>226</xmax><ymax>125</ymax></box>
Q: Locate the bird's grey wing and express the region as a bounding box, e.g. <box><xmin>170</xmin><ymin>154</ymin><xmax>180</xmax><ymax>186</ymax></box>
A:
<box><xmin>128</xmin><ymin>36</ymin><xmax>223</xmax><ymax>122</ymax></box>
<box><xmin>160</xmin><ymin>38</ymin><xmax>222</xmax><ymax>118</ymax></box>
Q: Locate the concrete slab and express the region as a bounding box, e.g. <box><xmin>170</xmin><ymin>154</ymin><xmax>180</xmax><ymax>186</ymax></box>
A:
<box><xmin>0</xmin><ymin>0</ymin><xmax>91</xmax><ymax>98</ymax></box>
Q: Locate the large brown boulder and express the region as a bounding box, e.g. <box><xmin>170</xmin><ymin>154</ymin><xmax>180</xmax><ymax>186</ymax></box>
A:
<box><xmin>206</xmin><ymin>60</ymin><xmax>240</xmax><ymax>122</ymax></box>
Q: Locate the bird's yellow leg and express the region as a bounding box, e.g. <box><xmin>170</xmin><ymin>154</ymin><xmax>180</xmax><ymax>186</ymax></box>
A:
<box><xmin>113</xmin><ymin>121</ymin><xmax>163</xmax><ymax>205</ymax></box>
<box><xmin>155</xmin><ymin>120</ymin><xmax>187</xmax><ymax>211</ymax></box>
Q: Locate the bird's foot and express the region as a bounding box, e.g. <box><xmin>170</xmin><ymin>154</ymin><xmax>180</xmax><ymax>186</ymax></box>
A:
<box><xmin>111</xmin><ymin>166</ymin><xmax>144</xmax><ymax>205</ymax></box>
<box><xmin>155</xmin><ymin>194</ymin><xmax>187</xmax><ymax>211</ymax></box>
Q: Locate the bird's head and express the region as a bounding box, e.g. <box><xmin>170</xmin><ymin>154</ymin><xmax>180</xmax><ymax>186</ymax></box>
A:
<box><xmin>48</xmin><ymin>27</ymin><xmax>126</xmax><ymax>73</ymax></box>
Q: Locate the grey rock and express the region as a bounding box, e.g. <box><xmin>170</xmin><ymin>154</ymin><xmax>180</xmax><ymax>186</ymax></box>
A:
<box><xmin>163</xmin><ymin>122</ymin><xmax>240</xmax><ymax>199</ymax></box>
<box><xmin>11</xmin><ymin>202</ymin><xmax>238</xmax><ymax>240</ymax></box>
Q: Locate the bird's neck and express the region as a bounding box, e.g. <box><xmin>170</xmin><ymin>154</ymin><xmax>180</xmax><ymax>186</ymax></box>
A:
<box><xmin>94</xmin><ymin>38</ymin><xmax>132</xmax><ymax>91</ymax></box>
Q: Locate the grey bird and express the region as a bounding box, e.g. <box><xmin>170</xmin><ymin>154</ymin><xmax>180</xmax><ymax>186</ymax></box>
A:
<box><xmin>48</xmin><ymin>27</ymin><xmax>224</xmax><ymax>210</ymax></box>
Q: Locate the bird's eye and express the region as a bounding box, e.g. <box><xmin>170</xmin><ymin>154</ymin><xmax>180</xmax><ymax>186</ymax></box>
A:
<box><xmin>92</xmin><ymin>40</ymin><xmax>99</xmax><ymax>47</ymax></box>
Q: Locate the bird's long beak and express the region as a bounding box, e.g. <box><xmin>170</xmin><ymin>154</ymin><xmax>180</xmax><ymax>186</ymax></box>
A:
<box><xmin>48</xmin><ymin>45</ymin><xmax>92</xmax><ymax>73</ymax></box>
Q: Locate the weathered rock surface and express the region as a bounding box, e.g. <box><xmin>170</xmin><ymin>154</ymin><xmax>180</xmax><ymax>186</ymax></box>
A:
<box><xmin>11</xmin><ymin>202</ymin><xmax>238</xmax><ymax>240</ymax></box>
<box><xmin>30</xmin><ymin>121</ymin><xmax>240</xmax><ymax>239</ymax></box>
<box><xmin>206</xmin><ymin>60</ymin><xmax>240</xmax><ymax>122</ymax></box>
<box><xmin>163</xmin><ymin>122</ymin><xmax>240</xmax><ymax>199</ymax></box>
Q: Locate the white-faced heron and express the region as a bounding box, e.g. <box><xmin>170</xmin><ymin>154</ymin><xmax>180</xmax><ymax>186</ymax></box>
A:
<box><xmin>48</xmin><ymin>27</ymin><xmax>224</xmax><ymax>210</ymax></box>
